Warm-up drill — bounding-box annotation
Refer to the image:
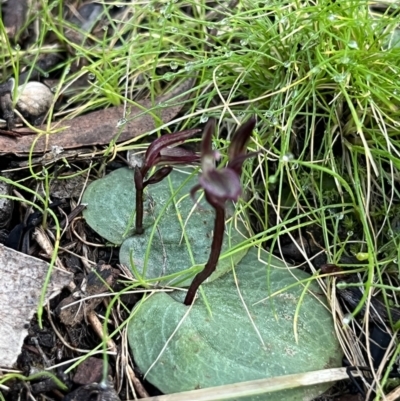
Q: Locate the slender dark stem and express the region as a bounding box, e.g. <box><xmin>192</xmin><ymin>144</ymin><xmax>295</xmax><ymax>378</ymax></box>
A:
<box><xmin>135</xmin><ymin>188</ymin><xmax>144</xmax><ymax>234</ymax></box>
<box><xmin>184</xmin><ymin>205</ymin><xmax>225</xmax><ymax>305</ymax></box>
<box><xmin>134</xmin><ymin>167</ymin><xmax>144</xmax><ymax>235</ymax></box>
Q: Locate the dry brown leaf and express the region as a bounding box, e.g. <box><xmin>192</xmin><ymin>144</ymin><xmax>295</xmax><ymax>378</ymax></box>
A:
<box><xmin>0</xmin><ymin>244</ymin><xmax>73</xmax><ymax>368</ymax></box>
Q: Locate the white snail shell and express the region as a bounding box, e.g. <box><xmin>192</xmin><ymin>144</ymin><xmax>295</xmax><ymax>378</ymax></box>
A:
<box><xmin>16</xmin><ymin>81</ymin><xmax>54</xmax><ymax>117</ymax></box>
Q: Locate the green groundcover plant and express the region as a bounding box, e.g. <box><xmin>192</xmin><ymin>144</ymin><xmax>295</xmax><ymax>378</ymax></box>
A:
<box><xmin>83</xmin><ymin>118</ymin><xmax>342</xmax><ymax>400</ymax></box>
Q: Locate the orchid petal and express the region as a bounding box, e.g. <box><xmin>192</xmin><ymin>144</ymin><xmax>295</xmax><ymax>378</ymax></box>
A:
<box><xmin>159</xmin><ymin>146</ymin><xmax>200</xmax><ymax>164</ymax></box>
<box><xmin>200</xmin><ymin>119</ymin><xmax>219</xmax><ymax>174</ymax></box>
<box><xmin>228</xmin><ymin>117</ymin><xmax>256</xmax><ymax>161</ymax></box>
<box><xmin>158</xmin><ymin>155</ymin><xmax>200</xmax><ymax>164</ymax></box>
<box><xmin>144</xmin><ymin>166</ymin><xmax>173</xmax><ymax>187</ymax></box>
<box><xmin>201</xmin><ymin>119</ymin><xmax>216</xmax><ymax>159</ymax></box>
<box><xmin>190</xmin><ymin>183</ymin><xmax>202</xmax><ymax>201</ymax></box>
<box><xmin>228</xmin><ymin>151</ymin><xmax>259</xmax><ymax>175</ymax></box>
<box><xmin>199</xmin><ymin>168</ymin><xmax>242</xmax><ymax>203</ymax></box>
<box><xmin>144</xmin><ymin>128</ymin><xmax>201</xmax><ymax>169</ymax></box>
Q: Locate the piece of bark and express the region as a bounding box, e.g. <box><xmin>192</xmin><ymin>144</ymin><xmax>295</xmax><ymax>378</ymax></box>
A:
<box><xmin>0</xmin><ymin>78</ymin><xmax>196</xmax><ymax>155</ymax></box>
<box><xmin>0</xmin><ymin>244</ymin><xmax>73</xmax><ymax>368</ymax></box>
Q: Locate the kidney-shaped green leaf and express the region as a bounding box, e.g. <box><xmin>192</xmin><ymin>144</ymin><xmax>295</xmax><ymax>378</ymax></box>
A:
<box><xmin>128</xmin><ymin>248</ymin><xmax>342</xmax><ymax>401</ymax></box>
<box><xmin>83</xmin><ymin>167</ymin><xmax>249</xmax><ymax>286</ymax></box>
<box><xmin>82</xmin><ymin>167</ymin><xmax>137</xmax><ymax>245</ymax></box>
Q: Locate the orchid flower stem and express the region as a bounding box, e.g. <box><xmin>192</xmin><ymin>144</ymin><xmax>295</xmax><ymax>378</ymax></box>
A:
<box><xmin>134</xmin><ymin>167</ymin><xmax>147</xmax><ymax>235</ymax></box>
<box><xmin>184</xmin><ymin>204</ymin><xmax>225</xmax><ymax>305</ymax></box>
<box><xmin>135</xmin><ymin>187</ymin><xmax>144</xmax><ymax>234</ymax></box>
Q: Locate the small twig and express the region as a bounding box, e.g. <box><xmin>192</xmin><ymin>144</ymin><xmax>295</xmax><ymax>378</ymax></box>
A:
<box><xmin>0</xmin><ymin>129</ymin><xmax>21</xmax><ymax>138</ymax></box>
<box><xmin>59</xmin><ymin>203</ymin><xmax>86</xmax><ymax>230</ymax></box>
<box><xmin>126</xmin><ymin>364</ymin><xmax>149</xmax><ymax>399</ymax></box>
<box><xmin>385</xmin><ymin>384</ymin><xmax>400</xmax><ymax>401</ymax></box>
<box><xmin>33</xmin><ymin>226</ymin><xmax>67</xmax><ymax>272</ymax></box>
<box><xmin>70</xmin><ymin>218</ymin><xmax>106</xmax><ymax>247</ymax></box>
<box><xmin>87</xmin><ymin>310</ymin><xmax>118</xmax><ymax>354</ymax></box>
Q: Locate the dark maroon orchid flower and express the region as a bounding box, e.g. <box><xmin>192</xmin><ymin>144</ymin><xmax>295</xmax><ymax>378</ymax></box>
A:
<box><xmin>134</xmin><ymin>128</ymin><xmax>201</xmax><ymax>234</ymax></box>
<box><xmin>184</xmin><ymin>117</ymin><xmax>257</xmax><ymax>305</ymax></box>
<box><xmin>189</xmin><ymin>118</ymin><xmax>257</xmax><ymax>209</ymax></box>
